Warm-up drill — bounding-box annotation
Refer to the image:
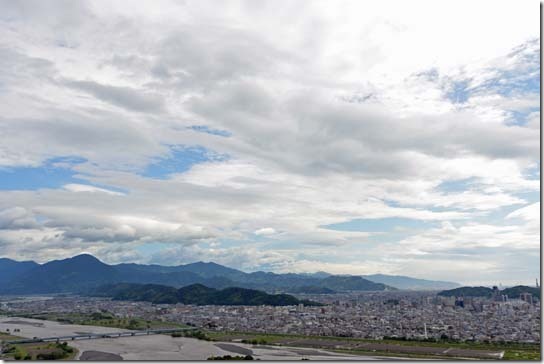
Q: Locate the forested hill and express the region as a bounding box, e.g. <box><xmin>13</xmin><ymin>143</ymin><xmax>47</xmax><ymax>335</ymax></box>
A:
<box><xmin>89</xmin><ymin>283</ymin><xmax>323</xmax><ymax>306</ymax></box>
<box><xmin>502</xmin><ymin>286</ymin><xmax>540</xmax><ymax>299</ymax></box>
<box><xmin>438</xmin><ymin>285</ymin><xmax>540</xmax><ymax>299</ymax></box>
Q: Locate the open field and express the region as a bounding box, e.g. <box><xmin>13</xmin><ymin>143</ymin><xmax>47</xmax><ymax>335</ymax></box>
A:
<box><xmin>0</xmin><ymin>317</ymin><xmax>387</xmax><ymax>360</ymax></box>
<box><xmin>1</xmin><ymin>316</ymin><xmax>539</xmax><ymax>360</ymax></box>
<box><xmin>1</xmin><ymin>330</ymin><xmax>77</xmax><ymax>360</ymax></box>
<box><xmin>12</xmin><ymin>311</ymin><xmax>185</xmax><ymax>331</ymax></box>
<box><xmin>206</xmin><ymin>331</ymin><xmax>540</xmax><ymax>360</ymax></box>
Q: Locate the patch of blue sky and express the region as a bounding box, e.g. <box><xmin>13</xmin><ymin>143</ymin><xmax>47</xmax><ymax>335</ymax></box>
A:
<box><xmin>0</xmin><ymin>156</ymin><xmax>87</xmax><ymax>190</ymax></box>
<box><xmin>476</xmin><ymin>70</ymin><xmax>539</xmax><ymax>97</ymax></box>
<box><xmin>363</xmin><ymin>231</ymin><xmax>418</xmax><ymax>245</ymax></box>
<box><xmin>435</xmin><ymin>177</ymin><xmax>479</xmax><ymax>193</ymax></box>
<box><xmin>506</xmin><ymin>107</ymin><xmax>539</xmax><ymax>126</ymax></box>
<box><xmin>466</xmin><ymin>201</ymin><xmax>534</xmax><ymax>227</ymax></box>
<box><xmin>442</xmin><ymin>39</ymin><xmax>539</xmax><ymax>104</ymax></box>
<box><xmin>142</xmin><ymin>145</ymin><xmax>228</xmax><ymax>179</ymax></box>
<box><xmin>486</xmin><ymin>39</ymin><xmax>539</xmax><ymax>97</ymax></box>
<box><xmin>445</xmin><ymin>79</ymin><xmax>472</xmax><ymax>104</ymax></box>
<box><xmin>381</xmin><ymin>199</ymin><xmax>402</xmax><ymax>208</ymax></box>
<box><xmin>189</xmin><ymin>125</ymin><xmax>231</xmax><ymax>137</ymax></box>
<box><xmin>522</xmin><ymin>163</ymin><xmax>540</xmax><ymax>180</ymax></box>
<box><xmin>513</xmin><ymin>190</ymin><xmax>539</xmax><ymax>204</ymax></box>
<box><xmin>322</xmin><ymin>217</ymin><xmax>437</xmax><ymax>233</ymax></box>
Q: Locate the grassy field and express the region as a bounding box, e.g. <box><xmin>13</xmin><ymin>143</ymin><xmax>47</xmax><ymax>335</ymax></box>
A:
<box><xmin>15</xmin><ymin>311</ymin><xmax>186</xmax><ymax>330</ymax></box>
<box><xmin>2</xmin><ymin>342</ymin><xmax>78</xmax><ymax>360</ymax></box>
<box><xmin>1</xmin><ymin>331</ymin><xmax>78</xmax><ymax>360</ymax></box>
<box><xmin>0</xmin><ymin>331</ymin><xmax>22</xmax><ymax>341</ymax></box>
<box><xmin>204</xmin><ymin>331</ymin><xmax>540</xmax><ymax>360</ymax></box>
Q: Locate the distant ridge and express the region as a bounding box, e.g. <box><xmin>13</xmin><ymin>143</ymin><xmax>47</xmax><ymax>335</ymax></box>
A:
<box><xmin>0</xmin><ymin>253</ymin><xmax>461</xmax><ymax>294</ymax></box>
<box><xmin>0</xmin><ymin>258</ymin><xmax>39</xmax><ymax>285</ymax></box>
<box><xmin>89</xmin><ymin>283</ymin><xmax>323</xmax><ymax>306</ymax></box>
<box><xmin>438</xmin><ymin>285</ymin><xmax>540</xmax><ymax>299</ymax></box>
<box><xmin>363</xmin><ymin>274</ymin><xmax>460</xmax><ymax>290</ymax></box>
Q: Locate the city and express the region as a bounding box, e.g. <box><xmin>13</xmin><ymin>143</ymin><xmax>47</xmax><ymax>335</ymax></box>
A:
<box><xmin>1</xmin><ymin>289</ymin><xmax>539</xmax><ymax>343</ymax></box>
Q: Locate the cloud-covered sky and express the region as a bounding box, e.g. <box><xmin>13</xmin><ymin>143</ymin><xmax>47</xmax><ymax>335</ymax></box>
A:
<box><xmin>0</xmin><ymin>0</ymin><xmax>539</xmax><ymax>285</ymax></box>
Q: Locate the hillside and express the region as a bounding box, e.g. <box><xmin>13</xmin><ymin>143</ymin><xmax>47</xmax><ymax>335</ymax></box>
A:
<box><xmin>438</xmin><ymin>285</ymin><xmax>540</xmax><ymax>299</ymax></box>
<box><xmin>90</xmin><ymin>283</ymin><xmax>322</xmax><ymax>306</ymax></box>
<box><xmin>438</xmin><ymin>286</ymin><xmax>493</xmax><ymax>297</ymax></box>
<box><xmin>2</xmin><ymin>254</ymin><xmax>120</xmax><ymax>294</ymax></box>
<box><xmin>502</xmin><ymin>286</ymin><xmax>540</xmax><ymax>299</ymax></box>
<box><xmin>0</xmin><ymin>254</ymin><xmax>401</xmax><ymax>294</ymax></box>
<box><xmin>1</xmin><ymin>253</ymin><xmax>466</xmax><ymax>295</ymax></box>
<box><xmin>320</xmin><ymin>275</ymin><xmax>393</xmax><ymax>291</ymax></box>
<box><xmin>363</xmin><ymin>274</ymin><xmax>460</xmax><ymax>290</ymax></box>
<box><xmin>0</xmin><ymin>258</ymin><xmax>39</xmax><ymax>285</ymax></box>
<box><xmin>89</xmin><ymin>283</ymin><xmax>180</xmax><ymax>304</ymax></box>
<box><xmin>286</xmin><ymin>286</ymin><xmax>337</xmax><ymax>294</ymax></box>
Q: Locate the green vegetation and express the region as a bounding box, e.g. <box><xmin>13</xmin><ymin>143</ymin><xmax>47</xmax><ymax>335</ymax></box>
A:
<box><xmin>203</xmin><ymin>331</ymin><xmax>540</xmax><ymax>360</ymax></box>
<box><xmin>502</xmin><ymin>350</ymin><xmax>541</xmax><ymax>360</ymax></box>
<box><xmin>91</xmin><ymin>283</ymin><xmax>180</xmax><ymax>304</ymax></box>
<box><xmin>319</xmin><ymin>275</ymin><xmax>393</xmax><ymax>291</ymax></box>
<box><xmin>0</xmin><ymin>331</ymin><xmax>23</xmax><ymax>341</ymax></box>
<box><xmin>91</xmin><ymin>283</ymin><xmax>323</xmax><ymax>306</ymax></box>
<box><xmin>502</xmin><ymin>285</ymin><xmax>540</xmax><ymax>299</ymax></box>
<box><xmin>16</xmin><ymin>311</ymin><xmax>185</xmax><ymax>330</ymax></box>
<box><xmin>2</xmin><ymin>341</ymin><xmax>77</xmax><ymax>361</ymax></box>
<box><xmin>168</xmin><ymin>329</ymin><xmax>212</xmax><ymax>340</ymax></box>
<box><xmin>241</xmin><ymin>338</ymin><xmax>269</xmax><ymax>345</ymax></box>
<box><xmin>438</xmin><ymin>285</ymin><xmax>540</xmax><ymax>299</ymax></box>
<box><xmin>438</xmin><ymin>286</ymin><xmax>493</xmax><ymax>297</ymax></box>
<box><xmin>207</xmin><ymin>355</ymin><xmax>254</xmax><ymax>360</ymax></box>
<box><xmin>286</xmin><ymin>286</ymin><xmax>336</xmax><ymax>294</ymax></box>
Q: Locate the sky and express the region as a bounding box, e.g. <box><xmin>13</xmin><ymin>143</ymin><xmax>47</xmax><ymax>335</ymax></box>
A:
<box><xmin>0</xmin><ymin>0</ymin><xmax>540</xmax><ymax>285</ymax></box>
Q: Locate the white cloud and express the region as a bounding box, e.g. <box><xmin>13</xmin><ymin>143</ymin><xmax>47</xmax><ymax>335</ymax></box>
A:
<box><xmin>254</xmin><ymin>227</ymin><xmax>276</xmax><ymax>236</ymax></box>
<box><xmin>63</xmin><ymin>183</ymin><xmax>125</xmax><ymax>195</ymax></box>
<box><xmin>507</xmin><ymin>202</ymin><xmax>540</xmax><ymax>228</ymax></box>
<box><xmin>0</xmin><ymin>0</ymin><xmax>539</xmax><ymax>283</ymax></box>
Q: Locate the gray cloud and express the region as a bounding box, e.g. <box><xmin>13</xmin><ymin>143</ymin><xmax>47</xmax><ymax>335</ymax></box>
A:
<box><xmin>65</xmin><ymin>80</ymin><xmax>165</xmax><ymax>112</ymax></box>
<box><xmin>0</xmin><ymin>1</ymin><xmax>539</xmax><ymax>283</ymax></box>
<box><xmin>189</xmin><ymin>82</ymin><xmax>539</xmax><ymax>179</ymax></box>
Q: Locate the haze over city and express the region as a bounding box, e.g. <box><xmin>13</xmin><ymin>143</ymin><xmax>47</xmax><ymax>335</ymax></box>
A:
<box><xmin>0</xmin><ymin>0</ymin><xmax>540</xmax><ymax>287</ymax></box>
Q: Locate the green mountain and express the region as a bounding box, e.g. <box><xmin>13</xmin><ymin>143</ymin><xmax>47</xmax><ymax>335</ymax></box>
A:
<box><xmin>90</xmin><ymin>283</ymin><xmax>323</xmax><ymax>306</ymax></box>
<box><xmin>286</xmin><ymin>286</ymin><xmax>337</xmax><ymax>294</ymax></box>
<box><xmin>363</xmin><ymin>274</ymin><xmax>460</xmax><ymax>290</ymax></box>
<box><xmin>320</xmin><ymin>275</ymin><xmax>394</xmax><ymax>291</ymax></box>
<box><xmin>90</xmin><ymin>283</ymin><xmax>180</xmax><ymax>304</ymax></box>
<box><xmin>502</xmin><ymin>285</ymin><xmax>540</xmax><ymax>299</ymax></box>
<box><xmin>438</xmin><ymin>285</ymin><xmax>540</xmax><ymax>299</ymax></box>
<box><xmin>438</xmin><ymin>286</ymin><xmax>494</xmax><ymax>297</ymax></box>
<box><xmin>0</xmin><ymin>254</ymin><xmax>401</xmax><ymax>294</ymax></box>
<box><xmin>0</xmin><ymin>258</ymin><xmax>39</xmax><ymax>285</ymax></box>
<box><xmin>3</xmin><ymin>254</ymin><xmax>120</xmax><ymax>294</ymax></box>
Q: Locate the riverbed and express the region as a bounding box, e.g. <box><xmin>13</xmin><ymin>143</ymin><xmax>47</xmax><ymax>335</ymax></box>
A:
<box><xmin>0</xmin><ymin>316</ymin><xmax>386</xmax><ymax>360</ymax></box>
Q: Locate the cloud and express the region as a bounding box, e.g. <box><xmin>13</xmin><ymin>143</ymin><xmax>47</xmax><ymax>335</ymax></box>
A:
<box><xmin>0</xmin><ymin>207</ymin><xmax>39</xmax><ymax>230</ymax></box>
<box><xmin>65</xmin><ymin>79</ymin><xmax>165</xmax><ymax>112</ymax></box>
<box><xmin>254</xmin><ymin>227</ymin><xmax>276</xmax><ymax>236</ymax></box>
<box><xmin>63</xmin><ymin>183</ymin><xmax>125</xmax><ymax>195</ymax></box>
<box><xmin>506</xmin><ymin>202</ymin><xmax>540</xmax><ymax>228</ymax></box>
<box><xmin>0</xmin><ymin>0</ymin><xmax>539</xmax><ymax>284</ymax></box>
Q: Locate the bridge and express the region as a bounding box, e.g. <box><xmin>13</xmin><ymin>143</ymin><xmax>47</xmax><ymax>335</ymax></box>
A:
<box><xmin>3</xmin><ymin>327</ymin><xmax>199</xmax><ymax>345</ymax></box>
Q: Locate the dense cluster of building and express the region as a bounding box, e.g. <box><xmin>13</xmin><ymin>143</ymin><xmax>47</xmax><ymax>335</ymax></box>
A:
<box><xmin>1</xmin><ymin>290</ymin><xmax>539</xmax><ymax>343</ymax></box>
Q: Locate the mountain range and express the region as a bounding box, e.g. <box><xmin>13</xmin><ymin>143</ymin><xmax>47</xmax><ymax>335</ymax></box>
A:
<box><xmin>0</xmin><ymin>254</ymin><xmax>460</xmax><ymax>295</ymax></box>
